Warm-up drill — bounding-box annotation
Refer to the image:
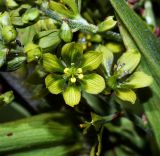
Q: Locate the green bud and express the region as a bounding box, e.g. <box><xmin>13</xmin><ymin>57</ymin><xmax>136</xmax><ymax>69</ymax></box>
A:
<box><xmin>0</xmin><ymin>12</ymin><xmax>11</xmax><ymax>26</ymax></box>
<box><xmin>0</xmin><ymin>49</ymin><xmax>7</xmax><ymax>68</ymax></box>
<box><xmin>0</xmin><ymin>91</ymin><xmax>14</xmax><ymax>107</ymax></box>
<box><xmin>7</xmin><ymin>56</ymin><xmax>26</xmax><ymax>71</ymax></box>
<box><xmin>60</xmin><ymin>21</ymin><xmax>73</xmax><ymax>42</ymax></box>
<box><xmin>105</xmin><ymin>42</ymin><xmax>124</xmax><ymax>53</ymax></box>
<box><xmin>98</xmin><ymin>16</ymin><xmax>117</xmax><ymax>32</ymax></box>
<box><xmin>37</xmin><ymin>30</ymin><xmax>61</xmax><ymax>51</ymax></box>
<box><xmin>91</xmin><ymin>34</ymin><xmax>102</xmax><ymax>43</ymax></box>
<box><xmin>2</xmin><ymin>26</ymin><xmax>17</xmax><ymax>43</ymax></box>
<box><xmin>24</xmin><ymin>43</ymin><xmax>42</xmax><ymax>62</ymax></box>
<box><xmin>22</xmin><ymin>8</ymin><xmax>39</xmax><ymax>24</ymax></box>
<box><xmin>6</xmin><ymin>0</ymin><xmax>18</xmax><ymax>9</ymax></box>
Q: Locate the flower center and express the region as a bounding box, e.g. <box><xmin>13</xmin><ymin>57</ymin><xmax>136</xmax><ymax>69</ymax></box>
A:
<box><xmin>63</xmin><ymin>67</ymin><xmax>84</xmax><ymax>83</ymax></box>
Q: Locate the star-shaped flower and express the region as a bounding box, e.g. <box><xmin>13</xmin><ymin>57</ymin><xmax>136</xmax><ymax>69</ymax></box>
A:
<box><xmin>98</xmin><ymin>45</ymin><xmax>153</xmax><ymax>104</ymax></box>
<box><xmin>42</xmin><ymin>42</ymin><xmax>105</xmax><ymax>107</ymax></box>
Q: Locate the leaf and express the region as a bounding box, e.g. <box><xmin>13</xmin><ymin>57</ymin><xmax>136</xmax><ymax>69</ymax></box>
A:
<box><xmin>81</xmin><ymin>74</ymin><xmax>105</xmax><ymax>94</ymax></box>
<box><xmin>110</xmin><ymin>0</ymin><xmax>160</xmax><ymax>146</ymax></box>
<box><xmin>61</xmin><ymin>42</ymin><xmax>83</xmax><ymax>66</ymax></box>
<box><xmin>63</xmin><ymin>86</ymin><xmax>81</xmax><ymax>107</ymax></box>
<box><xmin>0</xmin><ymin>113</ymin><xmax>77</xmax><ymax>153</ymax></box>
<box><xmin>42</xmin><ymin>53</ymin><xmax>64</xmax><ymax>73</ymax></box>
<box><xmin>105</xmin><ymin>42</ymin><xmax>124</xmax><ymax>53</ymax></box>
<box><xmin>45</xmin><ymin>74</ymin><xmax>65</xmax><ymax>94</ymax></box>
<box><xmin>115</xmin><ymin>89</ymin><xmax>136</xmax><ymax>104</ymax></box>
<box><xmin>81</xmin><ymin>51</ymin><xmax>103</xmax><ymax>71</ymax></box>
<box><xmin>122</xmin><ymin>71</ymin><xmax>153</xmax><ymax>89</ymax></box>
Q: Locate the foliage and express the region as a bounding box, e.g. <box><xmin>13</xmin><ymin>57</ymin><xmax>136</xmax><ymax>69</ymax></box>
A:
<box><xmin>0</xmin><ymin>0</ymin><xmax>160</xmax><ymax>155</ymax></box>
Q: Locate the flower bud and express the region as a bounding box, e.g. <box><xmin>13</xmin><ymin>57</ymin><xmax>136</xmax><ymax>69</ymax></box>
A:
<box><xmin>98</xmin><ymin>16</ymin><xmax>117</xmax><ymax>32</ymax></box>
<box><xmin>7</xmin><ymin>56</ymin><xmax>26</xmax><ymax>71</ymax></box>
<box><xmin>60</xmin><ymin>21</ymin><xmax>73</xmax><ymax>42</ymax></box>
<box><xmin>22</xmin><ymin>8</ymin><xmax>39</xmax><ymax>24</ymax></box>
<box><xmin>6</xmin><ymin>0</ymin><xmax>18</xmax><ymax>9</ymax></box>
<box><xmin>0</xmin><ymin>12</ymin><xmax>11</xmax><ymax>26</ymax></box>
<box><xmin>24</xmin><ymin>43</ymin><xmax>42</xmax><ymax>62</ymax></box>
<box><xmin>2</xmin><ymin>26</ymin><xmax>17</xmax><ymax>43</ymax></box>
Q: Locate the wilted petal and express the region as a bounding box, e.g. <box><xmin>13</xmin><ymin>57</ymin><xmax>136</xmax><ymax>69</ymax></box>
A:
<box><xmin>82</xmin><ymin>74</ymin><xmax>105</xmax><ymax>94</ymax></box>
<box><xmin>45</xmin><ymin>74</ymin><xmax>65</xmax><ymax>94</ymax></box>
<box><xmin>115</xmin><ymin>89</ymin><xmax>136</xmax><ymax>104</ymax></box>
<box><xmin>63</xmin><ymin>86</ymin><xmax>81</xmax><ymax>107</ymax></box>
<box><xmin>116</xmin><ymin>50</ymin><xmax>141</xmax><ymax>78</ymax></box>
<box><xmin>122</xmin><ymin>71</ymin><xmax>153</xmax><ymax>89</ymax></box>
<box><xmin>43</xmin><ymin>53</ymin><xmax>64</xmax><ymax>73</ymax></box>
<box><xmin>81</xmin><ymin>51</ymin><xmax>103</xmax><ymax>71</ymax></box>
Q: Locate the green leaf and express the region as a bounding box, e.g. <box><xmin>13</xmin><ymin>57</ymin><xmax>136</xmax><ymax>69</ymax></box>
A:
<box><xmin>81</xmin><ymin>51</ymin><xmax>102</xmax><ymax>71</ymax></box>
<box><xmin>11</xmin><ymin>145</ymin><xmax>81</xmax><ymax>156</ymax></box>
<box><xmin>0</xmin><ymin>113</ymin><xmax>77</xmax><ymax>153</ymax></box>
<box><xmin>110</xmin><ymin>0</ymin><xmax>160</xmax><ymax>146</ymax></box>
<box><xmin>63</xmin><ymin>86</ymin><xmax>81</xmax><ymax>107</ymax></box>
<box><xmin>0</xmin><ymin>91</ymin><xmax>14</xmax><ymax>108</ymax></box>
<box><xmin>116</xmin><ymin>50</ymin><xmax>141</xmax><ymax>77</ymax></box>
<box><xmin>98</xmin><ymin>16</ymin><xmax>117</xmax><ymax>32</ymax></box>
<box><xmin>115</xmin><ymin>89</ymin><xmax>136</xmax><ymax>104</ymax></box>
<box><xmin>122</xmin><ymin>71</ymin><xmax>153</xmax><ymax>89</ymax></box>
<box><xmin>61</xmin><ymin>42</ymin><xmax>83</xmax><ymax>66</ymax></box>
<box><xmin>45</xmin><ymin>74</ymin><xmax>65</xmax><ymax>94</ymax></box>
<box><xmin>42</xmin><ymin>53</ymin><xmax>64</xmax><ymax>73</ymax></box>
<box><xmin>81</xmin><ymin>74</ymin><xmax>105</xmax><ymax>94</ymax></box>
<box><xmin>96</xmin><ymin>45</ymin><xmax>113</xmax><ymax>76</ymax></box>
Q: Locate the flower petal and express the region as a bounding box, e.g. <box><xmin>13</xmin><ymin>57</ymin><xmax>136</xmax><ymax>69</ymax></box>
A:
<box><xmin>122</xmin><ymin>71</ymin><xmax>153</xmax><ymax>89</ymax></box>
<box><xmin>61</xmin><ymin>42</ymin><xmax>83</xmax><ymax>66</ymax></box>
<box><xmin>82</xmin><ymin>74</ymin><xmax>105</xmax><ymax>94</ymax></box>
<box><xmin>115</xmin><ymin>89</ymin><xmax>136</xmax><ymax>104</ymax></box>
<box><xmin>116</xmin><ymin>50</ymin><xmax>141</xmax><ymax>78</ymax></box>
<box><xmin>45</xmin><ymin>74</ymin><xmax>65</xmax><ymax>94</ymax></box>
<box><xmin>63</xmin><ymin>86</ymin><xmax>81</xmax><ymax>107</ymax></box>
<box><xmin>96</xmin><ymin>45</ymin><xmax>113</xmax><ymax>76</ymax></box>
<box><xmin>42</xmin><ymin>53</ymin><xmax>64</xmax><ymax>73</ymax></box>
<box><xmin>81</xmin><ymin>51</ymin><xmax>103</xmax><ymax>71</ymax></box>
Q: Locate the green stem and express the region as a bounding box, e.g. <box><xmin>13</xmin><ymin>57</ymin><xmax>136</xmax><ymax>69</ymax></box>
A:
<box><xmin>40</xmin><ymin>7</ymin><xmax>98</xmax><ymax>33</ymax></box>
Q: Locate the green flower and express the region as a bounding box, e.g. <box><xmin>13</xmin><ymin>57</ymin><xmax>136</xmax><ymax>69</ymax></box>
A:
<box><xmin>43</xmin><ymin>42</ymin><xmax>105</xmax><ymax>107</ymax></box>
<box><xmin>98</xmin><ymin>45</ymin><xmax>153</xmax><ymax>104</ymax></box>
